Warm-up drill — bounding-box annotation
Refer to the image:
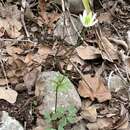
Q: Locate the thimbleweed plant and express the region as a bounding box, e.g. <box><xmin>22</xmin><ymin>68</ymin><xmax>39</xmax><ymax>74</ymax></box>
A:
<box><xmin>80</xmin><ymin>0</ymin><xmax>98</xmax><ymax>27</ymax></box>
<box><xmin>44</xmin><ymin>106</ymin><xmax>77</xmax><ymax>130</ymax></box>
<box><xmin>51</xmin><ymin>72</ymin><xmax>72</xmax><ymax>112</ymax></box>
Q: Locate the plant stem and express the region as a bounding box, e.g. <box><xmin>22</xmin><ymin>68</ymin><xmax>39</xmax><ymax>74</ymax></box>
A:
<box><xmin>82</xmin><ymin>0</ymin><xmax>91</xmax><ymax>13</ymax></box>
<box><xmin>54</xmin><ymin>75</ymin><xmax>65</xmax><ymax>113</ymax></box>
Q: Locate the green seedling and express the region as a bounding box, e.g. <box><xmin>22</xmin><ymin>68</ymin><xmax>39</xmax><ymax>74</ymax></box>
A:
<box><xmin>44</xmin><ymin>106</ymin><xmax>77</xmax><ymax>130</ymax></box>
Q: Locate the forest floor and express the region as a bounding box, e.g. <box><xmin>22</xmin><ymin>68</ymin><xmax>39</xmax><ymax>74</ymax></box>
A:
<box><xmin>0</xmin><ymin>0</ymin><xmax>130</xmax><ymax>130</ymax></box>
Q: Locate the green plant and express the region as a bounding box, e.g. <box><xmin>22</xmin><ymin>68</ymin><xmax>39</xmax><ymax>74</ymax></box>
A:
<box><xmin>80</xmin><ymin>0</ymin><xmax>98</xmax><ymax>27</ymax></box>
<box><xmin>51</xmin><ymin>72</ymin><xmax>72</xmax><ymax>112</ymax></box>
<box><xmin>44</xmin><ymin>106</ymin><xmax>77</xmax><ymax>130</ymax></box>
<box><xmin>51</xmin><ymin>72</ymin><xmax>72</xmax><ymax>93</ymax></box>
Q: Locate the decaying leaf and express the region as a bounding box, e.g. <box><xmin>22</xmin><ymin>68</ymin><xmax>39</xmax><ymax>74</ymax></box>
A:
<box><xmin>23</xmin><ymin>69</ymin><xmax>39</xmax><ymax>94</ymax></box>
<box><xmin>0</xmin><ymin>87</ymin><xmax>18</xmax><ymax>103</ymax></box>
<box><xmin>98</xmin><ymin>12</ymin><xmax>113</xmax><ymax>23</ymax></box>
<box><xmin>99</xmin><ymin>36</ymin><xmax>118</xmax><ymax>62</ymax></box>
<box><xmin>78</xmin><ymin>74</ymin><xmax>111</xmax><ymax>102</ymax></box>
<box><xmin>87</xmin><ymin>117</ymin><xmax>112</xmax><ymax>130</ymax></box>
<box><xmin>76</xmin><ymin>46</ymin><xmax>101</xmax><ymax>60</ymax></box>
<box><xmin>0</xmin><ymin>4</ymin><xmax>22</xmax><ymax>38</ymax></box>
<box><xmin>6</xmin><ymin>46</ymin><xmax>23</xmax><ymax>57</ymax></box>
<box><xmin>39</xmin><ymin>0</ymin><xmax>48</xmax><ymax>23</ymax></box>
<box><xmin>80</xmin><ymin>105</ymin><xmax>97</xmax><ymax>122</ymax></box>
<box><xmin>38</xmin><ymin>46</ymin><xmax>52</xmax><ymax>58</ymax></box>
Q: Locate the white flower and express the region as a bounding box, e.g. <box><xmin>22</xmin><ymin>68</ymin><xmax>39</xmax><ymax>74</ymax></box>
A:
<box><xmin>80</xmin><ymin>10</ymin><xmax>98</xmax><ymax>27</ymax></box>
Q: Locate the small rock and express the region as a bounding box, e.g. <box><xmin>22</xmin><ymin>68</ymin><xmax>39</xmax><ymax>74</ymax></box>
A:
<box><xmin>35</xmin><ymin>71</ymin><xmax>81</xmax><ymax>114</ymax></box>
<box><xmin>108</xmin><ymin>75</ymin><xmax>125</xmax><ymax>92</ymax></box>
<box><xmin>54</xmin><ymin>12</ymin><xmax>83</xmax><ymax>45</ymax></box>
<box><xmin>67</xmin><ymin>0</ymin><xmax>84</xmax><ymax>14</ymax></box>
<box><xmin>0</xmin><ymin>111</ymin><xmax>23</xmax><ymax>130</ymax></box>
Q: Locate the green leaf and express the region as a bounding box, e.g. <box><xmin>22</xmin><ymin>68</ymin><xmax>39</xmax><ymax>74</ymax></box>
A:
<box><xmin>67</xmin><ymin>116</ymin><xmax>75</xmax><ymax>123</ymax></box>
<box><xmin>51</xmin><ymin>73</ymin><xmax>72</xmax><ymax>93</ymax></box>
<box><xmin>56</xmin><ymin>107</ymin><xmax>65</xmax><ymax>114</ymax></box>
<box><xmin>58</xmin><ymin>117</ymin><xmax>67</xmax><ymax>127</ymax></box>
<box><xmin>44</xmin><ymin>112</ymin><xmax>52</xmax><ymax>123</ymax></box>
<box><xmin>67</xmin><ymin>106</ymin><xmax>77</xmax><ymax>116</ymax></box>
<box><xmin>51</xmin><ymin>112</ymin><xmax>60</xmax><ymax>120</ymax></box>
<box><xmin>58</xmin><ymin>124</ymin><xmax>64</xmax><ymax>130</ymax></box>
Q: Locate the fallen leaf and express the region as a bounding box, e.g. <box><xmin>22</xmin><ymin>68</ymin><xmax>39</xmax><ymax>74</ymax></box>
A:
<box><xmin>0</xmin><ymin>5</ymin><xmax>22</xmax><ymax>38</ymax></box>
<box><xmin>98</xmin><ymin>12</ymin><xmax>113</xmax><ymax>23</ymax></box>
<box><xmin>87</xmin><ymin>118</ymin><xmax>112</xmax><ymax>130</ymax></box>
<box><xmin>24</xmin><ymin>53</ymin><xmax>33</xmax><ymax>64</ymax></box>
<box><xmin>78</xmin><ymin>74</ymin><xmax>111</xmax><ymax>102</ymax></box>
<box><xmin>80</xmin><ymin>106</ymin><xmax>97</xmax><ymax>122</ymax></box>
<box><xmin>0</xmin><ymin>87</ymin><xmax>18</xmax><ymax>103</ymax></box>
<box><xmin>99</xmin><ymin>36</ymin><xmax>118</xmax><ymax>62</ymax></box>
<box><xmin>76</xmin><ymin>46</ymin><xmax>101</xmax><ymax>60</ymax></box>
<box><xmin>38</xmin><ymin>46</ymin><xmax>52</xmax><ymax>59</ymax></box>
<box><xmin>6</xmin><ymin>46</ymin><xmax>23</xmax><ymax>57</ymax></box>
<box><xmin>39</xmin><ymin>0</ymin><xmax>48</xmax><ymax>23</ymax></box>
<box><xmin>23</xmin><ymin>69</ymin><xmax>38</xmax><ymax>94</ymax></box>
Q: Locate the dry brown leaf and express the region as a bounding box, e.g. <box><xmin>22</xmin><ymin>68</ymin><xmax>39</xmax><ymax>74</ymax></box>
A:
<box><xmin>81</xmin><ymin>106</ymin><xmax>97</xmax><ymax>122</ymax></box>
<box><xmin>0</xmin><ymin>4</ymin><xmax>22</xmax><ymax>38</ymax></box>
<box><xmin>78</xmin><ymin>75</ymin><xmax>111</xmax><ymax>102</ymax></box>
<box><xmin>87</xmin><ymin>118</ymin><xmax>112</xmax><ymax>130</ymax></box>
<box><xmin>13</xmin><ymin>59</ymin><xmax>26</xmax><ymax>69</ymax></box>
<box><xmin>23</xmin><ymin>69</ymin><xmax>38</xmax><ymax>94</ymax></box>
<box><xmin>0</xmin><ymin>87</ymin><xmax>17</xmax><ymax>104</ymax></box>
<box><xmin>39</xmin><ymin>0</ymin><xmax>48</xmax><ymax>24</ymax></box>
<box><xmin>100</xmin><ymin>36</ymin><xmax>118</xmax><ymax>62</ymax></box>
<box><xmin>6</xmin><ymin>46</ymin><xmax>23</xmax><ymax>57</ymax></box>
<box><xmin>98</xmin><ymin>12</ymin><xmax>113</xmax><ymax>23</ymax></box>
<box><xmin>76</xmin><ymin>46</ymin><xmax>101</xmax><ymax>60</ymax></box>
<box><xmin>38</xmin><ymin>46</ymin><xmax>51</xmax><ymax>59</ymax></box>
<box><xmin>0</xmin><ymin>79</ymin><xmax>8</xmax><ymax>86</ymax></box>
<box><xmin>24</xmin><ymin>53</ymin><xmax>33</xmax><ymax>64</ymax></box>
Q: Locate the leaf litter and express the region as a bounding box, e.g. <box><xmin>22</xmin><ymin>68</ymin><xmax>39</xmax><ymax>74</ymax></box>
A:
<box><xmin>0</xmin><ymin>0</ymin><xmax>130</xmax><ymax>130</ymax></box>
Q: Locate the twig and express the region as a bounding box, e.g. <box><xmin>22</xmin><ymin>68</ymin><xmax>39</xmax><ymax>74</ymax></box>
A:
<box><xmin>0</xmin><ymin>59</ymin><xmax>9</xmax><ymax>88</ymax></box>
<box><xmin>21</xmin><ymin>0</ymin><xmax>30</xmax><ymax>39</ymax></box>
<box><xmin>108</xmin><ymin>70</ymin><xmax>114</xmax><ymax>90</ymax></box>
<box><xmin>69</xmin><ymin>60</ymin><xmax>93</xmax><ymax>93</ymax></box>
<box><xmin>0</xmin><ymin>38</ymin><xmax>37</xmax><ymax>45</ymax></box>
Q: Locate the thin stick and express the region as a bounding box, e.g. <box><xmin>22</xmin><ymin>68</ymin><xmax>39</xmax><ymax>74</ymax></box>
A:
<box><xmin>0</xmin><ymin>59</ymin><xmax>9</xmax><ymax>88</ymax></box>
<box><xmin>21</xmin><ymin>0</ymin><xmax>30</xmax><ymax>39</ymax></box>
